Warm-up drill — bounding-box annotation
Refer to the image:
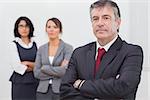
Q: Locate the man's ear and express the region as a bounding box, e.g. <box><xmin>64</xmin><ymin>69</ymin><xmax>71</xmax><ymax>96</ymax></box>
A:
<box><xmin>116</xmin><ymin>18</ymin><xmax>121</xmax><ymax>30</ymax></box>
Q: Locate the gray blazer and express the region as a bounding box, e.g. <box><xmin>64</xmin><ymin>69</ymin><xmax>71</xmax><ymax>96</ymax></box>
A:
<box><xmin>34</xmin><ymin>40</ymin><xmax>73</xmax><ymax>93</ymax></box>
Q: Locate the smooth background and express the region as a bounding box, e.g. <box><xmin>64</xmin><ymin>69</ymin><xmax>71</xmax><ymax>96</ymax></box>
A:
<box><xmin>0</xmin><ymin>0</ymin><xmax>149</xmax><ymax>99</ymax></box>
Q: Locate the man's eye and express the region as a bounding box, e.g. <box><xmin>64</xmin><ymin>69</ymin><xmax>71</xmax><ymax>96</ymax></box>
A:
<box><xmin>104</xmin><ymin>17</ymin><xmax>110</xmax><ymax>20</ymax></box>
<box><xmin>92</xmin><ymin>18</ymin><xmax>98</xmax><ymax>21</ymax></box>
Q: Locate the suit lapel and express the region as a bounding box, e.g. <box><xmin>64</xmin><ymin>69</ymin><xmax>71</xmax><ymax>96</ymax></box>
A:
<box><xmin>53</xmin><ymin>40</ymin><xmax>64</xmax><ymax>65</ymax></box>
<box><xmin>86</xmin><ymin>42</ymin><xmax>96</xmax><ymax>79</ymax></box>
<box><xmin>95</xmin><ymin>36</ymin><xmax>123</xmax><ymax>78</ymax></box>
<box><xmin>45</xmin><ymin>43</ymin><xmax>51</xmax><ymax>65</ymax></box>
<box><xmin>95</xmin><ymin>49</ymin><xmax>117</xmax><ymax>78</ymax></box>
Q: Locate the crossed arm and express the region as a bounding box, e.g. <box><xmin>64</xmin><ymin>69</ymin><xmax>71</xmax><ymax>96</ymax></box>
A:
<box><xmin>60</xmin><ymin>46</ymin><xmax>143</xmax><ymax>99</ymax></box>
<box><xmin>34</xmin><ymin>45</ymin><xmax>73</xmax><ymax>80</ymax></box>
<box><xmin>41</xmin><ymin>59</ymin><xmax>69</xmax><ymax>77</ymax></box>
<box><xmin>34</xmin><ymin>53</ymin><xmax>69</xmax><ymax>80</ymax></box>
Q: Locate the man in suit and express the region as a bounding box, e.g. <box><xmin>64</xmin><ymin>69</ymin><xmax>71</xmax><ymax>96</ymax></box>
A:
<box><xmin>60</xmin><ymin>0</ymin><xmax>143</xmax><ymax>100</ymax></box>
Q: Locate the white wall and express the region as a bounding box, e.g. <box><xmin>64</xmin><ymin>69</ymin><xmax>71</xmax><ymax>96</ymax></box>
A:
<box><xmin>128</xmin><ymin>0</ymin><xmax>149</xmax><ymax>99</ymax></box>
<box><xmin>148</xmin><ymin>0</ymin><xmax>150</xmax><ymax>99</ymax></box>
<box><xmin>0</xmin><ymin>0</ymin><xmax>149</xmax><ymax>99</ymax></box>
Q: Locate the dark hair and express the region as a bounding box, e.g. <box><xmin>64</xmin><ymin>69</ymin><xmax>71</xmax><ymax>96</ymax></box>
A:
<box><xmin>14</xmin><ymin>16</ymin><xmax>34</xmax><ymax>39</ymax></box>
<box><xmin>46</xmin><ymin>17</ymin><xmax>62</xmax><ymax>33</ymax></box>
<box><xmin>90</xmin><ymin>0</ymin><xmax>121</xmax><ymax>32</ymax></box>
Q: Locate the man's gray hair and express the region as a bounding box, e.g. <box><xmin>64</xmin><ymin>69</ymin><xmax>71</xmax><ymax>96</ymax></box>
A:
<box><xmin>90</xmin><ymin>0</ymin><xmax>121</xmax><ymax>32</ymax></box>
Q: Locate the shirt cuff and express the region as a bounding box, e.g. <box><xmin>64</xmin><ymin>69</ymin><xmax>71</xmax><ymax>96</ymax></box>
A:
<box><xmin>14</xmin><ymin>64</ymin><xmax>27</xmax><ymax>75</ymax></box>
<box><xmin>79</xmin><ymin>80</ymin><xmax>85</xmax><ymax>89</ymax></box>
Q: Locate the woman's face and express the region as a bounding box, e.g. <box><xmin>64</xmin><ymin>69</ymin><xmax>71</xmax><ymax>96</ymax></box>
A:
<box><xmin>18</xmin><ymin>20</ymin><xmax>30</xmax><ymax>38</ymax></box>
<box><xmin>46</xmin><ymin>20</ymin><xmax>60</xmax><ymax>40</ymax></box>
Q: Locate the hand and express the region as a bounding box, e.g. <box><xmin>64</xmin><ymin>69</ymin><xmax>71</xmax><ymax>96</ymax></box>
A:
<box><xmin>21</xmin><ymin>61</ymin><xmax>29</xmax><ymax>66</ymax></box>
<box><xmin>61</xmin><ymin>59</ymin><xmax>69</xmax><ymax>67</ymax></box>
<box><xmin>26</xmin><ymin>67</ymin><xmax>33</xmax><ymax>72</ymax></box>
<box><xmin>41</xmin><ymin>66</ymin><xmax>45</xmax><ymax>73</ymax></box>
<box><xmin>21</xmin><ymin>61</ymin><xmax>34</xmax><ymax>71</ymax></box>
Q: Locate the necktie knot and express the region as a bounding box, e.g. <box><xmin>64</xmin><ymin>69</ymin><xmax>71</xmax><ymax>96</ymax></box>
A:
<box><xmin>97</xmin><ymin>48</ymin><xmax>105</xmax><ymax>60</ymax></box>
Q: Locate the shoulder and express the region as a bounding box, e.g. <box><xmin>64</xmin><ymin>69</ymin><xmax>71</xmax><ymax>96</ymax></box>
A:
<box><xmin>75</xmin><ymin>42</ymin><xmax>95</xmax><ymax>51</ymax></box>
<box><xmin>61</xmin><ymin>40</ymin><xmax>73</xmax><ymax>50</ymax></box>
<box><xmin>9</xmin><ymin>40</ymin><xmax>17</xmax><ymax>50</ymax></box>
<box><xmin>64</xmin><ymin>42</ymin><xmax>73</xmax><ymax>50</ymax></box>
<box><xmin>73</xmin><ymin>42</ymin><xmax>96</xmax><ymax>54</ymax></box>
<box><xmin>122</xmin><ymin>41</ymin><xmax>143</xmax><ymax>54</ymax></box>
<box><xmin>38</xmin><ymin>42</ymin><xmax>48</xmax><ymax>51</ymax></box>
<box><xmin>30</xmin><ymin>37</ymin><xmax>41</xmax><ymax>48</ymax></box>
<box><xmin>123</xmin><ymin>41</ymin><xmax>142</xmax><ymax>50</ymax></box>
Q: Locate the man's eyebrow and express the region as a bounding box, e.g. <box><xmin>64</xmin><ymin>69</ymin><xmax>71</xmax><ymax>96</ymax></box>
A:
<box><xmin>92</xmin><ymin>16</ymin><xmax>98</xmax><ymax>19</ymax></box>
<box><xmin>102</xmin><ymin>15</ymin><xmax>111</xmax><ymax>17</ymax></box>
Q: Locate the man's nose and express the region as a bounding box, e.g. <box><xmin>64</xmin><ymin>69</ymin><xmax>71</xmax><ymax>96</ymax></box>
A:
<box><xmin>97</xmin><ymin>18</ymin><xmax>105</xmax><ymax>26</ymax></box>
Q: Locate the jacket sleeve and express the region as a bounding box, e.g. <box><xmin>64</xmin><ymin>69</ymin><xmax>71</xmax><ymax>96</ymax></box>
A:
<box><xmin>60</xmin><ymin>49</ymin><xmax>90</xmax><ymax>100</ymax></box>
<box><xmin>63</xmin><ymin>44</ymin><xmax>73</xmax><ymax>68</ymax></box>
<box><xmin>41</xmin><ymin>65</ymin><xmax>66</xmax><ymax>77</ymax></box>
<box><xmin>80</xmin><ymin>46</ymin><xmax>143</xmax><ymax>98</ymax></box>
<box><xmin>41</xmin><ymin>45</ymin><xmax>73</xmax><ymax>77</ymax></box>
<box><xmin>33</xmin><ymin>48</ymin><xmax>51</xmax><ymax>80</ymax></box>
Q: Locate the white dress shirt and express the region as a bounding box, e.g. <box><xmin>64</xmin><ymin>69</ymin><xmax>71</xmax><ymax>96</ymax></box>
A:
<box><xmin>9</xmin><ymin>37</ymin><xmax>36</xmax><ymax>75</ymax></box>
<box><xmin>95</xmin><ymin>35</ymin><xmax>118</xmax><ymax>59</ymax></box>
<box><xmin>49</xmin><ymin>56</ymin><xmax>54</xmax><ymax>65</ymax></box>
<box><xmin>93</xmin><ymin>35</ymin><xmax>118</xmax><ymax>100</ymax></box>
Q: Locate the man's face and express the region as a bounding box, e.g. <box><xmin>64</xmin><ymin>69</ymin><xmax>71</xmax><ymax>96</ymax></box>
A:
<box><xmin>91</xmin><ymin>6</ymin><xmax>121</xmax><ymax>44</ymax></box>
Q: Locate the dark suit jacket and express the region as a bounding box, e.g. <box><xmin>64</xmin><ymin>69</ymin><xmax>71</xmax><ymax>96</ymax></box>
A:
<box><xmin>60</xmin><ymin>36</ymin><xmax>143</xmax><ymax>100</ymax></box>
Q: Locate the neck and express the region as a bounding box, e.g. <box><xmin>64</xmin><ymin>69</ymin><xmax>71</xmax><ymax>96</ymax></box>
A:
<box><xmin>98</xmin><ymin>34</ymin><xmax>117</xmax><ymax>46</ymax></box>
<box><xmin>49</xmin><ymin>38</ymin><xmax>60</xmax><ymax>46</ymax></box>
<box><xmin>21</xmin><ymin>37</ymin><xmax>30</xmax><ymax>45</ymax></box>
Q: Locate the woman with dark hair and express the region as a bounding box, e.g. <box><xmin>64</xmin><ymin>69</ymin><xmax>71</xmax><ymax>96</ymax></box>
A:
<box><xmin>9</xmin><ymin>16</ymin><xmax>38</xmax><ymax>100</ymax></box>
<box><xmin>34</xmin><ymin>17</ymin><xmax>73</xmax><ymax>100</ymax></box>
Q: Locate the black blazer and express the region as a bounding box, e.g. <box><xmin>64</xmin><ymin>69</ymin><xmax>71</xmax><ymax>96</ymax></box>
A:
<box><xmin>60</xmin><ymin>36</ymin><xmax>143</xmax><ymax>100</ymax></box>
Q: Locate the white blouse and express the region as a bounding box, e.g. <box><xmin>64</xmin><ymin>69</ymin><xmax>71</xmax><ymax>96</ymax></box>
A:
<box><xmin>48</xmin><ymin>56</ymin><xmax>54</xmax><ymax>84</ymax></box>
<box><xmin>49</xmin><ymin>56</ymin><xmax>54</xmax><ymax>65</ymax></box>
<box><xmin>95</xmin><ymin>35</ymin><xmax>118</xmax><ymax>59</ymax></box>
<box><xmin>9</xmin><ymin>37</ymin><xmax>37</xmax><ymax>75</ymax></box>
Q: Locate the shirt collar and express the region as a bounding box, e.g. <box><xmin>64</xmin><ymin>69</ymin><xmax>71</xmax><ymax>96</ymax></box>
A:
<box><xmin>14</xmin><ymin>37</ymin><xmax>34</xmax><ymax>48</ymax></box>
<box><xmin>96</xmin><ymin>35</ymin><xmax>118</xmax><ymax>52</ymax></box>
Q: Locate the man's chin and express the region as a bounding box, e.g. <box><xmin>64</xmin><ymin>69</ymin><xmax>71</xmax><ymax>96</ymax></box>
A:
<box><xmin>96</xmin><ymin>33</ymin><xmax>108</xmax><ymax>39</ymax></box>
<box><xmin>96</xmin><ymin>32</ymin><xmax>106</xmax><ymax>36</ymax></box>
